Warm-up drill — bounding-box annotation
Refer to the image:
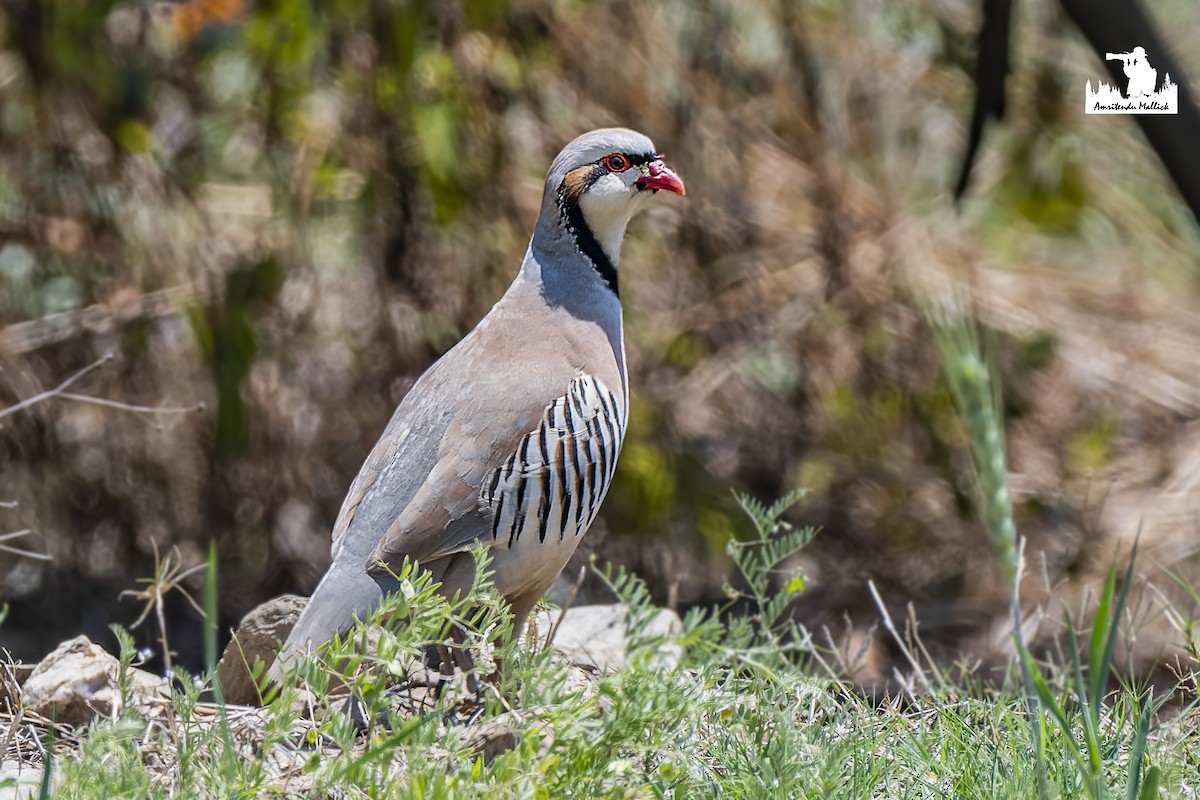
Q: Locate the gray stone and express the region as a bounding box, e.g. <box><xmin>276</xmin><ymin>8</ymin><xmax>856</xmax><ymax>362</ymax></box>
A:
<box><xmin>216</xmin><ymin>594</ymin><xmax>307</xmax><ymax>706</ymax></box>
<box><xmin>464</xmin><ymin>716</ymin><xmax>519</xmax><ymax>763</ymax></box>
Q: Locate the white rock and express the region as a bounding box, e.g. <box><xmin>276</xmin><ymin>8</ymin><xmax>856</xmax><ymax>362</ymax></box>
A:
<box><xmin>21</xmin><ymin>636</ymin><xmax>164</xmax><ymax>726</ymax></box>
<box><xmin>534</xmin><ymin>604</ymin><xmax>683</xmax><ymax>672</ymax></box>
<box><xmin>0</xmin><ymin>760</ymin><xmax>45</xmax><ymax>800</ymax></box>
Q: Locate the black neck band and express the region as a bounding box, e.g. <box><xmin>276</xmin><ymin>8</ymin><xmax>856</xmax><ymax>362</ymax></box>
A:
<box><xmin>557</xmin><ymin>184</ymin><xmax>619</xmax><ymax>297</ymax></box>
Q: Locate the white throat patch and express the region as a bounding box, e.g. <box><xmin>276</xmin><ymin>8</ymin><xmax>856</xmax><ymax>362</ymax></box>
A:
<box><xmin>577</xmin><ymin>173</ymin><xmax>647</xmax><ymax>264</ymax></box>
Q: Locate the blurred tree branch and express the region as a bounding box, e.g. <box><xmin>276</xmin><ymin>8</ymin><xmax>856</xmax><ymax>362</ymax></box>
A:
<box><xmin>0</xmin><ymin>504</ymin><xmax>48</xmax><ymax>564</ymax></box>
<box><xmin>0</xmin><ymin>353</ymin><xmax>205</xmax><ymax>430</ymax></box>
<box><xmin>955</xmin><ymin>0</ymin><xmax>1012</xmax><ymax>201</ymax></box>
<box><xmin>956</xmin><ymin>0</ymin><xmax>1200</xmax><ymax>225</ymax></box>
<box><xmin>1057</xmin><ymin>0</ymin><xmax>1200</xmax><ymax>220</ymax></box>
<box><xmin>781</xmin><ymin>1</ymin><xmax>852</xmax><ymax>300</ymax></box>
<box><xmin>0</xmin><ymin>354</ymin><xmax>114</xmax><ymax>424</ymax></box>
<box><xmin>0</xmin><ymin>350</ymin><xmax>204</xmax><ymax>566</ymax></box>
<box><xmin>0</xmin><ymin>288</ymin><xmax>200</xmax><ymax>357</ymax></box>
<box><xmin>0</xmin><ymin>530</ymin><xmax>50</xmax><ymax>562</ymax></box>
<box><xmin>0</xmin><ymin>218</ymin><xmax>98</xmax><ymax>256</ymax></box>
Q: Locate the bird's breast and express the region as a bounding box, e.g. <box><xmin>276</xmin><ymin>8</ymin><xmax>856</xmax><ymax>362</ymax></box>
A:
<box><xmin>480</xmin><ymin>372</ymin><xmax>627</xmax><ymax>598</ymax></box>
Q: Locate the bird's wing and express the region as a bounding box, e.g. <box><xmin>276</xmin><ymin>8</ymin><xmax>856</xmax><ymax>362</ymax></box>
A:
<box><xmin>329</xmin><ymin>409</ymin><xmax>416</xmax><ymax>561</ymax></box>
<box><xmin>368</xmin><ymin>373</ymin><xmax>624</xmax><ymax>573</ymax></box>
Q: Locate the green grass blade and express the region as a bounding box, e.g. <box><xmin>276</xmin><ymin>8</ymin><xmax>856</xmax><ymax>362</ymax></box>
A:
<box><xmin>1066</xmin><ymin>610</ymin><xmax>1103</xmax><ymax>787</ymax></box>
<box><xmin>1088</xmin><ymin>563</ymin><xmax>1117</xmax><ymax>719</ymax></box>
<box><xmin>1156</xmin><ymin>561</ymin><xmax>1200</xmax><ymax>607</ymax></box>
<box><xmin>37</xmin><ymin>720</ymin><xmax>53</xmax><ymax>800</ymax></box>
<box><xmin>205</xmin><ymin>540</ymin><xmax>223</xmax><ymax>705</ymax></box>
<box><xmin>200</xmin><ymin>539</ymin><xmax>239</xmax><ymax>789</ymax></box>
<box><xmin>1124</xmin><ymin>696</ymin><xmax>1153</xmax><ymax>800</ymax></box>
<box><xmin>1014</xmin><ymin>627</ymin><xmax>1049</xmax><ymax>798</ymax></box>
<box><xmin>1021</xmin><ymin>645</ymin><xmax>1070</xmax><ymax>737</ymax></box>
<box><xmin>1094</xmin><ymin>535</ymin><xmax>1140</xmax><ymax>725</ymax></box>
<box><xmin>204</xmin><ymin>542</ymin><xmax>219</xmax><ymax>673</ymax></box>
<box><xmin>1137</xmin><ymin>766</ymin><xmax>1160</xmax><ymax>800</ymax></box>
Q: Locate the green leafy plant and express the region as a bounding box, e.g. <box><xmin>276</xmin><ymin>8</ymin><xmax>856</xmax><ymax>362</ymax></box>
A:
<box><xmin>724</xmin><ymin>488</ymin><xmax>817</xmax><ymax>657</ymax></box>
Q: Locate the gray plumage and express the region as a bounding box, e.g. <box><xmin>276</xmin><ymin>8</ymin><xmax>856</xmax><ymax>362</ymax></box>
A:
<box><xmin>274</xmin><ymin>128</ymin><xmax>684</xmax><ymax>674</ymax></box>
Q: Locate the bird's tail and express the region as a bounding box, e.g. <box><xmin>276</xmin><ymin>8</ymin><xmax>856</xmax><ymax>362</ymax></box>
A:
<box><xmin>268</xmin><ymin>556</ymin><xmax>394</xmax><ymax>683</ymax></box>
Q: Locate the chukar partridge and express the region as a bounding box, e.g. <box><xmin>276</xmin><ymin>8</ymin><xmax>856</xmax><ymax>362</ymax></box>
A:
<box><xmin>275</xmin><ymin>128</ymin><xmax>685</xmax><ymax>672</ymax></box>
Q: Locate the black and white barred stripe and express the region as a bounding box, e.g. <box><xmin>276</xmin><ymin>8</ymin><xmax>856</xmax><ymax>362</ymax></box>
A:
<box><xmin>482</xmin><ymin>374</ymin><xmax>626</xmax><ymax>548</ymax></box>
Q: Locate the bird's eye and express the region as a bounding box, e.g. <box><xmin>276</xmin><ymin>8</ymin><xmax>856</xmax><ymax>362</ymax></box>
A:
<box><xmin>602</xmin><ymin>154</ymin><xmax>630</xmax><ymax>172</ymax></box>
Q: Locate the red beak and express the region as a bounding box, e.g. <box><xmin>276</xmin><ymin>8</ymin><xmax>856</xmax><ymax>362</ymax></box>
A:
<box><xmin>636</xmin><ymin>159</ymin><xmax>686</xmax><ymax>196</ymax></box>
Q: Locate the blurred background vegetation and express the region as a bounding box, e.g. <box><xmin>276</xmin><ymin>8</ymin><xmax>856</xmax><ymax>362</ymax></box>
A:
<box><xmin>1</xmin><ymin>0</ymin><xmax>1198</xmax><ymax>691</ymax></box>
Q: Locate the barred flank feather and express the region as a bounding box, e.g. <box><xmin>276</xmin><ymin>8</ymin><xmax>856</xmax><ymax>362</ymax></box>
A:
<box><xmin>481</xmin><ymin>374</ymin><xmax>626</xmax><ymax>548</ymax></box>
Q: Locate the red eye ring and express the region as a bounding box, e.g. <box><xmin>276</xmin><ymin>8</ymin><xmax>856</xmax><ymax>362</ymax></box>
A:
<box><xmin>602</xmin><ymin>153</ymin><xmax>630</xmax><ymax>172</ymax></box>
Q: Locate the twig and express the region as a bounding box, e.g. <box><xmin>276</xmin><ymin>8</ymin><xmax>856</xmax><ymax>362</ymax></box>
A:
<box><xmin>544</xmin><ymin>566</ymin><xmax>587</xmax><ymax>651</ymax></box>
<box><xmin>906</xmin><ymin>602</ymin><xmax>947</xmax><ymax>688</ymax></box>
<box><xmin>58</xmin><ymin>392</ymin><xmax>205</xmax><ymax>432</ymax></box>
<box><xmin>867</xmin><ymin>579</ymin><xmax>933</xmax><ymax>693</ymax></box>
<box><xmin>26</xmin><ymin>720</ymin><xmax>44</xmax><ymax>758</ymax></box>
<box><xmin>0</xmin><ymin>705</ymin><xmax>21</xmax><ymax>760</ymax></box>
<box><xmin>797</xmin><ymin>623</ymin><xmax>846</xmax><ymax>685</ymax></box>
<box><xmin>0</xmin><ymin>658</ymin><xmax>24</xmax><ymax>759</ymax></box>
<box><xmin>0</xmin><ymin>501</ymin><xmax>17</xmax><ymax>509</ymax></box>
<box><xmin>56</xmin><ymin>392</ymin><xmax>205</xmax><ymax>417</ymax></box>
<box><xmin>0</xmin><ymin>530</ymin><xmax>51</xmax><ymax>562</ymax></box>
<box><xmin>0</xmin><ymin>353</ymin><xmax>205</xmax><ymax>427</ymax></box>
<box><xmin>0</xmin><ymin>353</ymin><xmax>114</xmax><ymax>422</ymax></box>
<box><xmin>155</xmin><ymin>584</ymin><xmax>172</xmax><ymax>676</ymax></box>
<box><xmin>0</xmin><ymin>285</ymin><xmax>201</xmax><ymax>357</ymax></box>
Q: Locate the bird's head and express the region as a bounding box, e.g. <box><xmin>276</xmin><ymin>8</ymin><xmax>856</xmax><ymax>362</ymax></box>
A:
<box><xmin>536</xmin><ymin>127</ymin><xmax>685</xmax><ymax>294</ymax></box>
